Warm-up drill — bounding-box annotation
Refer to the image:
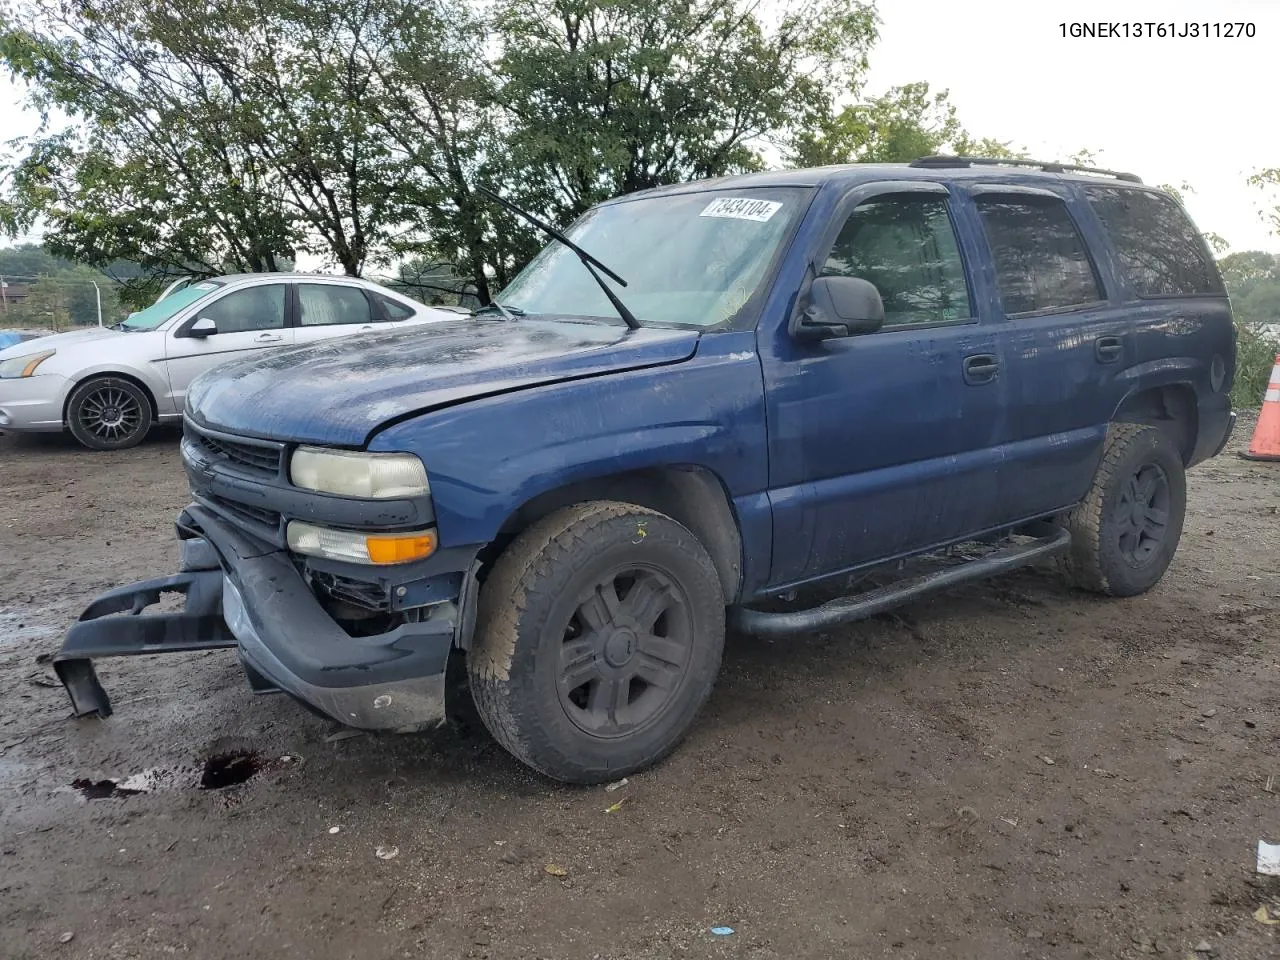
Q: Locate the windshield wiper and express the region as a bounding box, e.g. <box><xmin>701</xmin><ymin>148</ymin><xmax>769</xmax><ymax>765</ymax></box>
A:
<box><xmin>473</xmin><ymin>302</ymin><xmax>524</xmax><ymax>321</ymax></box>
<box><xmin>476</xmin><ymin>185</ymin><xmax>642</xmax><ymax>331</ymax></box>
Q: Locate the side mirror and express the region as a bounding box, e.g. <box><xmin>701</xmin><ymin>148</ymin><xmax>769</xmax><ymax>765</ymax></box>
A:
<box><xmin>792</xmin><ymin>275</ymin><xmax>885</xmax><ymax>341</ymax></box>
<box><xmin>188</xmin><ymin>317</ymin><xmax>217</xmax><ymax>338</ymax></box>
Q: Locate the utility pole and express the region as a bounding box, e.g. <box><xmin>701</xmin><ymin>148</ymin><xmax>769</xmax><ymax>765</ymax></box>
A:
<box><xmin>92</xmin><ymin>280</ymin><xmax>103</xmax><ymax>327</ymax></box>
<box><xmin>1</xmin><ymin>276</ymin><xmax>7</xmax><ymax>313</ymax></box>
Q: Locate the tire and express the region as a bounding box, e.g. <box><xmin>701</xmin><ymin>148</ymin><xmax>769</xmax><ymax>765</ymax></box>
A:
<box><xmin>468</xmin><ymin>501</ymin><xmax>726</xmax><ymax>784</ymax></box>
<box><xmin>1059</xmin><ymin>422</ymin><xmax>1187</xmax><ymax>597</ymax></box>
<box><xmin>66</xmin><ymin>376</ymin><xmax>153</xmax><ymax>451</ymax></box>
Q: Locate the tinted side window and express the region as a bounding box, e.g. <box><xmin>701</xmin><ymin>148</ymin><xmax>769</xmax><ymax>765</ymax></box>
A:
<box><xmin>1085</xmin><ymin>187</ymin><xmax>1224</xmax><ymax>297</ymax></box>
<box><xmin>298</xmin><ymin>284</ymin><xmax>374</xmax><ymax>326</ymax></box>
<box><xmin>374</xmin><ymin>293</ymin><xmax>416</xmax><ymax>321</ymax></box>
<box><xmin>202</xmin><ymin>285</ymin><xmax>286</xmax><ymax>333</ymax></box>
<box><xmin>822</xmin><ymin>194</ymin><xmax>971</xmax><ymax>326</ymax></box>
<box><xmin>975</xmin><ymin>196</ymin><xmax>1103</xmax><ymax>315</ymax></box>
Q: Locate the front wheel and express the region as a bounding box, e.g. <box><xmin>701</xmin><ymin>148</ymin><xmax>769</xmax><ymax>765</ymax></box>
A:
<box><xmin>468</xmin><ymin>501</ymin><xmax>726</xmax><ymax>784</ymax></box>
<box><xmin>1059</xmin><ymin>422</ymin><xmax>1187</xmax><ymax>597</ymax></box>
<box><xmin>66</xmin><ymin>376</ymin><xmax>153</xmax><ymax>451</ymax></box>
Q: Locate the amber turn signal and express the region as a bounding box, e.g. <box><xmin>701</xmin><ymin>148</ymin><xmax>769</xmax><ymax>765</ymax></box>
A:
<box><xmin>366</xmin><ymin>530</ymin><xmax>437</xmax><ymax>564</ymax></box>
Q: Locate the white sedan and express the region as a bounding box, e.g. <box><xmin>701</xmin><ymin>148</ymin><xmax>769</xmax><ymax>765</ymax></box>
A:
<box><xmin>0</xmin><ymin>273</ymin><xmax>457</xmax><ymax>450</ymax></box>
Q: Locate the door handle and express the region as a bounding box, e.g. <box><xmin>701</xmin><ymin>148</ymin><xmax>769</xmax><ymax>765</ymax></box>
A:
<box><xmin>963</xmin><ymin>353</ymin><xmax>1000</xmax><ymax>385</ymax></box>
<box><xmin>359</xmin><ymin>325</ymin><xmax>374</xmax><ymax>331</ymax></box>
<box><xmin>254</xmin><ymin>333</ymin><xmax>284</xmax><ymax>343</ymax></box>
<box><xmin>1094</xmin><ymin>336</ymin><xmax>1123</xmax><ymax>363</ymax></box>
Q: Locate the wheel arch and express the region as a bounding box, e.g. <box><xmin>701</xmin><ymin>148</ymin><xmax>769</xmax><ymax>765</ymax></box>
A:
<box><xmin>1112</xmin><ymin>382</ymin><xmax>1198</xmax><ymax>465</ymax></box>
<box><xmin>481</xmin><ymin>465</ymin><xmax>744</xmax><ymax>603</ymax></box>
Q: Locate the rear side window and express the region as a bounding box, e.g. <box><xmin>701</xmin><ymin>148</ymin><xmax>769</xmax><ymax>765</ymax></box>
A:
<box><xmin>975</xmin><ymin>196</ymin><xmax>1103</xmax><ymax>315</ymax></box>
<box><xmin>298</xmin><ymin>284</ymin><xmax>375</xmax><ymax>326</ymax></box>
<box><xmin>1085</xmin><ymin>187</ymin><xmax>1224</xmax><ymax>297</ymax></box>
<box><xmin>374</xmin><ymin>293</ymin><xmax>416</xmax><ymax>321</ymax></box>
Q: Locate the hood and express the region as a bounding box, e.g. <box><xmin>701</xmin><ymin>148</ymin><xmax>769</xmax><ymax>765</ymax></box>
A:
<box><xmin>187</xmin><ymin>318</ymin><xmax>700</xmax><ymax>446</ymax></box>
<box><xmin>0</xmin><ymin>326</ymin><xmax>121</xmax><ymax>360</ymax></box>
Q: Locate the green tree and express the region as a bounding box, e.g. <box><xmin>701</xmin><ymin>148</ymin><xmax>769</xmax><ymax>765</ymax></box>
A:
<box><xmin>360</xmin><ymin>0</ymin><xmax>535</xmax><ymax>303</ymax></box>
<box><xmin>0</xmin><ymin>0</ymin><xmax>1131</xmax><ymax>307</ymax></box>
<box><xmin>1249</xmin><ymin>167</ymin><xmax>1280</xmax><ymax>237</ymax></box>
<box><xmin>0</xmin><ymin>243</ymin><xmax>72</xmax><ymax>278</ymax></box>
<box><xmin>1219</xmin><ymin>250</ymin><xmax>1279</xmax><ymax>291</ymax></box>
<box><xmin>7</xmin><ymin>267</ymin><xmax>124</xmax><ymax>328</ymax></box>
<box><xmin>0</xmin><ymin>0</ymin><xmax>389</xmax><ymax>280</ymax></box>
<box><xmin>790</xmin><ymin>82</ymin><xmax>1025</xmax><ymax>167</ymax></box>
<box><xmin>495</xmin><ymin>0</ymin><xmax>880</xmax><ymax>217</ymax></box>
<box><xmin>1215</xmin><ymin>250</ymin><xmax>1280</xmax><ymax>407</ymax></box>
<box><xmin>12</xmin><ymin>273</ymin><xmax>71</xmax><ymax>330</ymax></box>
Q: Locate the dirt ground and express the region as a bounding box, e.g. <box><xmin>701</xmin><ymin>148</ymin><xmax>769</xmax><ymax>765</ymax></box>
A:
<box><xmin>1</xmin><ymin>421</ymin><xmax>1278</xmax><ymax>960</ymax></box>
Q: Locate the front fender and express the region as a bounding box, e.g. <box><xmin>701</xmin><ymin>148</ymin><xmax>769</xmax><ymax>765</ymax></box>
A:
<box><xmin>55</xmin><ymin>348</ymin><xmax>175</xmax><ymax>418</ymax></box>
<box><xmin>368</xmin><ymin>331</ymin><xmax>769</xmax><ymax>549</ymax></box>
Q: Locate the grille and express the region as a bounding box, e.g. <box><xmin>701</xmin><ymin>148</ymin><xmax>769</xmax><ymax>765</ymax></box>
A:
<box><xmin>207</xmin><ymin>495</ymin><xmax>281</xmax><ymax>533</ymax></box>
<box><xmin>184</xmin><ymin>422</ymin><xmax>282</xmax><ymax>477</ymax></box>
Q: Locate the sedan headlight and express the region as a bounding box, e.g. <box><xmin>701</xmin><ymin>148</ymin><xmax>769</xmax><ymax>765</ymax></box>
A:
<box><xmin>290</xmin><ymin>446</ymin><xmax>429</xmax><ymax>499</ymax></box>
<box><xmin>0</xmin><ymin>349</ymin><xmax>55</xmax><ymax>379</ymax></box>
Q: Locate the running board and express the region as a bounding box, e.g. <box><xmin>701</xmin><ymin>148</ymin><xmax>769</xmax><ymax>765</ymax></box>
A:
<box><xmin>730</xmin><ymin>524</ymin><xmax>1071</xmax><ymax>639</ymax></box>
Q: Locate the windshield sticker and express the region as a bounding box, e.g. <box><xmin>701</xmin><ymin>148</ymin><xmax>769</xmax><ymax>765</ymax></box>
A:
<box><xmin>699</xmin><ymin>197</ymin><xmax>782</xmax><ymax>222</ymax></box>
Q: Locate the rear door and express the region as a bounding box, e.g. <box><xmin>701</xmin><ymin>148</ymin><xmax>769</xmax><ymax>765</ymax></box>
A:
<box><xmin>759</xmin><ymin>181</ymin><xmax>1008</xmax><ymax>587</ymax></box>
<box><xmin>163</xmin><ymin>281</ymin><xmax>294</xmax><ymax>411</ymax></box>
<box><xmin>961</xmin><ymin>184</ymin><xmax>1132</xmax><ymax>524</ymax></box>
<box><xmin>1081</xmin><ymin>185</ymin><xmax>1234</xmax><ymax>462</ymax></box>
<box><xmin>291</xmin><ymin>281</ymin><xmax>382</xmax><ymax>346</ymax></box>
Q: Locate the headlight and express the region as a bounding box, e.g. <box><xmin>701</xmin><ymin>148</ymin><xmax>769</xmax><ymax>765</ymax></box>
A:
<box><xmin>290</xmin><ymin>446</ymin><xmax>429</xmax><ymax>499</ymax></box>
<box><xmin>286</xmin><ymin>520</ymin><xmax>437</xmax><ymax>565</ymax></box>
<box><xmin>0</xmin><ymin>350</ymin><xmax>55</xmax><ymax>379</ymax></box>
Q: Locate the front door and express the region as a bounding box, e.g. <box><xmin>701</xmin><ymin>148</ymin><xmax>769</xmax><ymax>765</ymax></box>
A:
<box><xmin>759</xmin><ymin>182</ymin><xmax>1007</xmax><ymax>588</ymax></box>
<box><xmin>163</xmin><ymin>282</ymin><xmax>294</xmax><ymax>412</ymax></box>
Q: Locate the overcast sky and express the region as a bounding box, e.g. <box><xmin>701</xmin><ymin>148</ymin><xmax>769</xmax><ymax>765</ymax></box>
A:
<box><xmin>863</xmin><ymin>0</ymin><xmax>1279</xmax><ymax>252</ymax></box>
<box><xmin>1</xmin><ymin>0</ymin><xmax>1276</xmax><ymax>257</ymax></box>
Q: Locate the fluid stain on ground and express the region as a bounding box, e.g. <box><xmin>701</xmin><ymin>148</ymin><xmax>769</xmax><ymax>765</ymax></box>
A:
<box><xmin>199</xmin><ymin>750</ymin><xmax>263</xmax><ymax>789</ymax></box>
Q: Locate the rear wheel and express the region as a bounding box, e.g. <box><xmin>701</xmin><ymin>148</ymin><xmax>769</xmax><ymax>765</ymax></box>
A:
<box><xmin>66</xmin><ymin>376</ymin><xmax>153</xmax><ymax>451</ymax></box>
<box><xmin>1059</xmin><ymin>422</ymin><xmax>1187</xmax><ymax>597</ymax></box>
<box><xmin>467</xmin><ymin>501</ymin><xmax>725</xmax><ymax>784</ymax></box>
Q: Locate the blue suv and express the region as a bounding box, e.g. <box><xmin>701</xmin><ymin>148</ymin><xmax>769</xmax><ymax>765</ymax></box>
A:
<box><xmin>55</xmin><ymin>156</ymin><xmax>1237</xmax><ymax>784</ymax></box>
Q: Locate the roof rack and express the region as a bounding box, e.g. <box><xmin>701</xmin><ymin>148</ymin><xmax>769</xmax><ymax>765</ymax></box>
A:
<box><xmin>908</xmin><ymin>155</ymin><xmax>1143</xmax><ymax>184</ymax></box>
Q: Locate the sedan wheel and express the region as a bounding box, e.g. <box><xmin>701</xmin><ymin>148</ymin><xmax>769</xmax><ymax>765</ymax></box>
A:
<box><xmin>66</xmin><ymin>377</ymin><xmax>154</xmax><ymax>451</ymax></box>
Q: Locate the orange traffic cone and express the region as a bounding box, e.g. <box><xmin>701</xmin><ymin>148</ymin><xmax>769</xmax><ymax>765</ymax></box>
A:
<box><xmin>1242</xmin><ymin>353</ymin><xmax>1280</xmax><ymax>461</ymax></box>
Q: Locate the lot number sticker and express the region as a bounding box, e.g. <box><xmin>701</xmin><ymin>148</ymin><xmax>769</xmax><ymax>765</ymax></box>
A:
<box><xmin>700</xmin><ymin>197</ymin><xmax>782</xmax><ymax>222</ymax></box>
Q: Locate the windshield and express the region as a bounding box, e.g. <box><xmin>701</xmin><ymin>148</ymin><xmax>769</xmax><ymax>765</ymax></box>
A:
<box><xmin>120</xmin><ymin>280</ymin><xmax>225</xmax><ymax>331</ymax></box>
<box><xmin>497</xmin><ymin>187</ymin><xmax>810</xmax><ymax>328</ymax></box>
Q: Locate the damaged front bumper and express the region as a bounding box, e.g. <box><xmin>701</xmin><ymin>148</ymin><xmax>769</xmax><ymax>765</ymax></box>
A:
<box><xmin>54</xmin><ymin>504</ymin><xmax>480</xmax><ymax>733</ymax></box>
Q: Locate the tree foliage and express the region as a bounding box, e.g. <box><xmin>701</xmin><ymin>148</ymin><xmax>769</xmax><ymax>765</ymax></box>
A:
<box><xmin>1249</xmin><ymin>167</ymin><xmax>1280</xmax><ymax>240</ymax></box>
<box><xmin>0</xmin><ymin>0</ymin><xmax>1022</xmax><ymax>300</ymax></box>
<box><xmin>790</xmin><ymin>82</ymin><xmax>1026</xmax><ymax>167</ymax></box>
<box><xmin>498</xmin><ymin>0</ymin><xmax>877</xmax><ymax>212</ymax></box>
<box><xmin>0</xmin><ymin>247</ymin><xmax>126</xmax><ymax>330</ymax></box>
<box><xmin>1220</xmin><ymin>250</ymin><xmax>1280</xmax><ymax>326</ymax></box>
<box><xmin>1216</xmin><ymin>249</ymin><xmax>1280</xmax><ymax>408</ymax></box>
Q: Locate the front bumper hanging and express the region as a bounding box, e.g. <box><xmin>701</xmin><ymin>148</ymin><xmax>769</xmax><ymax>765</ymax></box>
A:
<box><xmin>54</xmin><ymin>568</ymin><xmax>236</xmax><ymax>719</ymax></box>
<box><xmin>52</xmin><ymin>505</ymin><xmax>474</xmax><ymax>733</ymax></box>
